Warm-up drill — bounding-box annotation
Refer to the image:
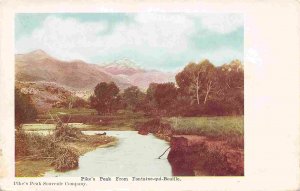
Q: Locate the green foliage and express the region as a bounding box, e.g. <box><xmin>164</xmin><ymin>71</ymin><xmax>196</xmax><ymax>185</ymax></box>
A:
<box><xmin>90</xmin><ymin>82</ymin><xmax>121</xmax><ymax>115</ymax></box>
<box><xmin>121</xmin><ymin>86</ymin><xmax>145</xmax><ymax>111</ymax></box>
<box><xmin>175</xmin><ymin>59</ymin><xmax>244</xmax><ymax>116</ymax></box>
<box><xmin>15</xmin><ymin>88</ymin><xmax>37</xmax><ymax>127</ymax></box>
<box><xmin>142</xmin><ymin>82</ymin><xmax>178</xmax><ymax>115</ymax></box>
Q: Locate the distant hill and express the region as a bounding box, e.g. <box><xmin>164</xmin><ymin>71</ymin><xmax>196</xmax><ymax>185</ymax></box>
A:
<box><xmin>15</xmin><ymin>50</ymin><xmax>131</xmax><ymax>90</ymax></box>
<box><xmin>16</xmin><ymin>50</ymin><xmax>175</xmax><ymax>91</ymax></box>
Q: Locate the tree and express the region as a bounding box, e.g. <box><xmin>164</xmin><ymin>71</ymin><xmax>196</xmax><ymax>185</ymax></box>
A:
<box><xmin>15</xmin><ymin>88</ymin><xmax>37</xmax><ymax>128</ymax></box>
<box><xmin>121</xmin><ymin>86</ymin><xmax>145</xmax><ymax>111</ymax></box>
<box><xmin>176</xmin><ymin>59</ymin><xmax>217</xmax><ymax>105</ymax></box>
<box><xmin>175</xmin><ymin>59</ymin><xmax>244</xmax><ymax>116</ymax></box>
<box><xmin>216</xmin><ymin>60</ymin><xmax>244</xmax><ymax>115</ymax></box>
<box><xmin>144</xmin><ymin>82</ymin><xmax>177</xmax><ymax>115</ymax></box>
<box><xmin>153</xmin><ymin>82</ymin><xmax>177</xmax><ymax>112</ymax></box>
<box><xmin>90</xmin><ymin>82</ymin><xmax>120</xmax><ymax>115</ymax></box>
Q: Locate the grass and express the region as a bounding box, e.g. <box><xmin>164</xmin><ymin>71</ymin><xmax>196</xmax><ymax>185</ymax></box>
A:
<box><xmin>163</xmin><ymin>116</ymin><xmax>244</xmax><ymax>149</ymax></box>
<box><xmin>165</xmin><ymin>116</ymin><xmax>243</xmax><ymax>138</ymax></box>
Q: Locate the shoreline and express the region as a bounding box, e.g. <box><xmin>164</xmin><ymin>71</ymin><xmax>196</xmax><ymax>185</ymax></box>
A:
<box><xmin>15</xmin><ymin>135</ymin><xmax>118</xmax><ymax>177</ymax></box>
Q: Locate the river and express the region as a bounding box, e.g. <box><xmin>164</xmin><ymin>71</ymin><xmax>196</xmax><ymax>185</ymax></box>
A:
<box><xmin>44</xmin><ymin>131</ymin><xmax>172</xmax><ymax>177</ymax></box>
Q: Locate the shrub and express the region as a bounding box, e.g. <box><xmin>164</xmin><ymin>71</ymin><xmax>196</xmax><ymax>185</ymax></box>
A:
<box><xmin>52</xmin><ymin>147</ymin><xmax>79</xmax><ymax>171</ymax></box>
<box><xmin>15</xmin><ymin>89</ymin><xmax>38</xmax><ymax>127</ymax></box>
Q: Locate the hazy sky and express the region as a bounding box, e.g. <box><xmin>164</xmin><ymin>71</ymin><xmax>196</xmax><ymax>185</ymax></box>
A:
<box><xmin>15</xmin><ymin>13</ymin><xmax>243</xmax><ymax>72</ymax></box>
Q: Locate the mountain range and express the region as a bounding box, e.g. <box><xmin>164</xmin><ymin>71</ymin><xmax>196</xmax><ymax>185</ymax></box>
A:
<box><xmin>15</xmin><ymin>50</ymin><xmax>175</xmax><ymax>91</ymax></box>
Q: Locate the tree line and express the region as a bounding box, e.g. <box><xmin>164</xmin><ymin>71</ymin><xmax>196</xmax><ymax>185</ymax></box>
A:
<box><xmin>15</xmin><ymin>59</ymin><xmax>244</xmax><ymax>125</ymax></box>
<box><xmin>90</xmin><ymin>59</ymin><xmax>244</xmax><ymax>116</ymax></box>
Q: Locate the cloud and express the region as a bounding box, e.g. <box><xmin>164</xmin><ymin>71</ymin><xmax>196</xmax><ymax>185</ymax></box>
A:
<box><xmin>16</xmin><ymin>16</ymin><xmax>108</xmax><ymax>61</ymax></box>
<box><xmin>16</xmin><ymin>14</ymin><xmax>195</xmax><ymax>62</ymax></box>
<box><xmin>16</xmin><ymin>14</ymin><xmax>243</xmax><ymax>70</ymax></box>
<box><xmin>200</xmin><ymin>14</ymin><xmax>243</xmax><ymax>34</ymax></box>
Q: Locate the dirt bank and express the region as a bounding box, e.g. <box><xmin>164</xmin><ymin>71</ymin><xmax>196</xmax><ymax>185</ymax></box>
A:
<box><xmin>136</xmin><ymin>119</ymin><xmax>244</xmax><ymax>176</ymax></box>
<box><xmin>168</xmin><ymin>135</ymin><xmax>243</xmax><ymax>176</ymax></box>
<box><xmin>136</xmin><ymin>118</ymin><xmax>172</xmax><ymax>141</ymax></box>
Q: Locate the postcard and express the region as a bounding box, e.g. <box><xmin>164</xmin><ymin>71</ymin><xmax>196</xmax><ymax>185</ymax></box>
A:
<box><xmin>0</xmin><ymin>0</ymin><xmax>299</xmax><ymax>190</ymax></box>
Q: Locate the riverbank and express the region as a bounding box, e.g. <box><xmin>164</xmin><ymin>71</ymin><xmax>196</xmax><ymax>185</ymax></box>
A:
<box><xmin>136</xmin><ymin>117</ymin><xmax>244</xmax><ymax>176</ymax></box>
<box><xmin>18</xmin><ymin>107</ymin><xmax>244</xmax><ymax>176</ymax></box>
<box><xmin>15</xmin><ymin>127</ymin><xmax>117</xmax><ymax>177</ymax></box>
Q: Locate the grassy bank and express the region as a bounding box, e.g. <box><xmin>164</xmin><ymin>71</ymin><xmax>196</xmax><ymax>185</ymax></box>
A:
<box><xmin>15</xmin><ymin>125</ymin><xmax>117</xmax><ymax>177</ymax></box>
<box><xmin>166</xmin><ymin>116</ymin><xmax>244</xmax><ymax>148</ymax></box>
<box><xmin>136</xmin><ymin>116</ymin><xmax>244</xmax><ymax>148</ymax></box>
<box><xmin>166</xmin><ymin>116</ymin><xmax>243</xmax><ymax>137</ymax></box>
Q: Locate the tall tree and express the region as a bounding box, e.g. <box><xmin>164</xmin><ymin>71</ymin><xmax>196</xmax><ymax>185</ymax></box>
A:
<box><xmin>122</xmin><ymin>86</ymin><xmax>145</xmax><ymax>111</ymax></box>
<box><xmin>217</xmin><ymin>60</ymin><xmax>244</xmax><ymax>114</ymax></box>
<box><xmin>90</xmin><ymin>82</ymin><xmax>120</xmax><ymax>115</ymax></box>
<box><xmin>144</xmin><ymin>82</ymin><xmax>177</xmax><ymax>115</ymax></box>
<box><xmin>153</xmin><ymin>82</ymin><xmax>178</xmax><ymax>112</ymax></box>
<box><xmin>176</xmin><ymin>60</ymin><xmax>217</xmax><ymax>105</ymax></box>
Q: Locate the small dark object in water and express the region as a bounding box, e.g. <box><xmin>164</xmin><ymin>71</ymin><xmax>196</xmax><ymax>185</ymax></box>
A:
<box><xmin>96</xmin><ymin>132</ymin><xmax>106</xmax><ymax>136</ymax></box>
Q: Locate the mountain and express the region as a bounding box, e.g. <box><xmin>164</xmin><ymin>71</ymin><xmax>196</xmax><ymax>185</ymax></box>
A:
<box><xmin>101</xmin><ymin>59</ymin><xmax>144</xmax><ymax>76</ymax></box>
<box><xmin>15</xmin><ymin>50</ymin><xmax>131</xmax><ymax>90</ymax></box>
<box><xmin>128</xmin><ymin>70</ymin><xmax>174</xmax><ymax>89</ymax></box>
<box><xmin>15</xmin><ymin>50</ymin><xmax>175</xmax><ymax>91</ymax></box>
<box><xmin>100</xmin><ymin>59</ymin><xmax>175</xmax><ymax>90</ymax></box>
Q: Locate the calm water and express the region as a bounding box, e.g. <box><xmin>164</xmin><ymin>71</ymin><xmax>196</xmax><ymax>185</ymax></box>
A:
<box><xmin>44</xmin><ymin>131</ymin><xmax>172</xmax><ymax>177</ymax></box>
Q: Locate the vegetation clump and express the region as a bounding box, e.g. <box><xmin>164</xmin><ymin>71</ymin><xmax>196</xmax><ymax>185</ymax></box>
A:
<box><xmin>15</xmin><ymin>126</ymin><xmax>80</xmax><ymax>171</ymax></box>
<box><xmin>52</xmin><ymin>147</ymin><xmax>78</xmax><ymax>171</ymax></box>
<box><xmin>54</xmin><ymin>123</ymin><xmax>83</xmax><ymax>142</ymax></box>
<box><xmin>15</xmin><ymin>122</ymin><xmax>116</xmax><ymax>176</ymax></box>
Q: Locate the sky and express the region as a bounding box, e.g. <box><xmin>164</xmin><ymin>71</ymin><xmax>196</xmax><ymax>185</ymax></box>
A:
<box><xmin>15</xmin><ymin>13</ymin><xmax>243</xmax><ymax>72</ymax></box>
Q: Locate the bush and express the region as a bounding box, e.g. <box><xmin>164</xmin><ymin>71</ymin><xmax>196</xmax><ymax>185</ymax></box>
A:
<box><xmin>72</xmin><ymin>98</ymin><xmax>87</xmax><ymax>108</ymax></box>
<box><xmin>54</xmin><ymin>124</ymin><xmax>83</xmax><ymax>142</ymax></box>
<box><xmin>15</xmin><ymin>89</ymin><xmax>38</xmax><ymax>127</ymax></box>
<box><xmin>52</xmin><ymin>147</ymin><xmax>79</xmax><ymax>171</ymax></box>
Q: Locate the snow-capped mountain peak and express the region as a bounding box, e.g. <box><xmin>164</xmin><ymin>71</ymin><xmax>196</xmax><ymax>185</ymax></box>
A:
<box><xmin>101</xmin><ymin>58</ymin><xmax>144</xmax><ymax>76</ymax></box>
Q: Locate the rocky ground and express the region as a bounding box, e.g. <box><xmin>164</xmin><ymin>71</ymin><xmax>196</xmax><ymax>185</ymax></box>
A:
<box><xmin>15</xmin><ymin>81</ymin><xmax>87</xmax><ymax>113</ymax></box>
